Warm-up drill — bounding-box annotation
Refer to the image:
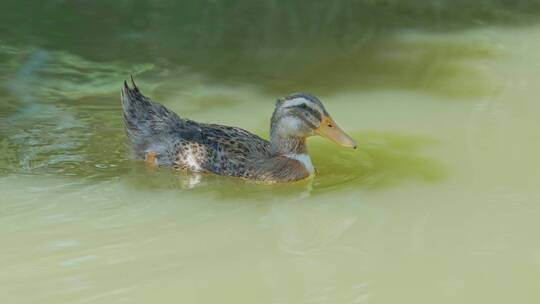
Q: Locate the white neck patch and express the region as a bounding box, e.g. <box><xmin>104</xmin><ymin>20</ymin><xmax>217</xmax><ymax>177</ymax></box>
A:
<box><xmin>285</xmin><ymin>153</ymin><xmax>315</xmax><ymax>175</ymax></box>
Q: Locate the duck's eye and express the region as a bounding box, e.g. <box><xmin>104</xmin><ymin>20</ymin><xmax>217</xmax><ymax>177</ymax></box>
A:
<box><xmin>327</xmin><ymin>123</ymin><xmax>333</xmax><ymax>128</ymax></box>
<box><xmin>299</xmin><ymin>103</ymin><xmax>309</xmax><ymax>110</ymax></box>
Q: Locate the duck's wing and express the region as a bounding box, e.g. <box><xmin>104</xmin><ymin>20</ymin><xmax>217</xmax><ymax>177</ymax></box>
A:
<box><xmin>176</xmin><ymin>124</ymin><xmax>271</xmax><ymax>177</ymax></box>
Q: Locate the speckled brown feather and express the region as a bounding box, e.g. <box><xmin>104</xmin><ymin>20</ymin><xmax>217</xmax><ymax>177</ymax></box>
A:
<box><xmin>121</xmin><ymin>80</ymin><xmax>311</xmax><ymax>182</ymax></box>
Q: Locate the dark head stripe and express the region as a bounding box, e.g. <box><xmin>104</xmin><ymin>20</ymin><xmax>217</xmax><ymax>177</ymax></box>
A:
<box><xmin>295</xmin><ymin>104</ymin><xmax>322</xmax><ymax>121</ymax></box>
<box><xmin>300</xmin><ymin>116</ymin><xmax>318</xmax><ymax>129</ymax></box>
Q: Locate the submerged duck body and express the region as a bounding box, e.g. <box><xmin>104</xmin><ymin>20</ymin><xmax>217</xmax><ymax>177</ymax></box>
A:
<box><xmin>121</xmin><ymin>79</ymin><xmax>356</xmax><ymax>183</ymax></box>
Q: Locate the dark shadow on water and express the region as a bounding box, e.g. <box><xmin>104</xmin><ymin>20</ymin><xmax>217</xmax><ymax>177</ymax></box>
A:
<box><xmin>0</xmin><ymin>0</ymin><xmax>538</xmax><ymax>97</ymax></box>
<box><xmin>218</xmin><ymin>36</ymin><xmax>500</xmax><ymax>98</ymax></box>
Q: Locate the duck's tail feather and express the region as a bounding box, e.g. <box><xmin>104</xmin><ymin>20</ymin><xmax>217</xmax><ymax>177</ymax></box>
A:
<box><xmin>121</xmin><ymin>77</ymin><xmax>183</xmax><ymax>161</ymax></box>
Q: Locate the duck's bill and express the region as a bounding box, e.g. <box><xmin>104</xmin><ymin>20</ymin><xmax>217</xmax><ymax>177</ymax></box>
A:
<box><xmin>315</xmin><ymin>116</ymin><xmax>357</xmax><ymax>149</ymax></box>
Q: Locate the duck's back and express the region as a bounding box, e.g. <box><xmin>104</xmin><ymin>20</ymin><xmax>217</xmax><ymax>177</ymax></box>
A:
<box><xmin>121</xmin><ymin>80</ymin><xmax>272</xmax><ymax>178</ymax></box>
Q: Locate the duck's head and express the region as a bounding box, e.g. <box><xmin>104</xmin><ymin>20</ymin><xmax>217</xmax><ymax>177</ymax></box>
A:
<box><xmin>270</xmin><ymin>93</ymin><xmax>357</xmax><ymax>149</ymax></box>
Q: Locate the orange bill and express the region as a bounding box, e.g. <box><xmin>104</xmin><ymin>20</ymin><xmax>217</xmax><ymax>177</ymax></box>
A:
<box><xmin>315</xmin><ymin>116</ymin><xmax>357</xmax><ymax>149</ymax></box>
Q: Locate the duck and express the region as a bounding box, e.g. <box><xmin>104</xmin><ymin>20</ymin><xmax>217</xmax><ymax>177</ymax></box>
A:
<box><xmin>121</xmin><ymin>78</ymin><xmax>357</xmax><ymax>183</ymax></box>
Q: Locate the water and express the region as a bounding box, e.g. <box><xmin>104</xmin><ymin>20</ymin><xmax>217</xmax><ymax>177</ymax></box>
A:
<box><xmin>1</xmin><ymin>1</ymin><xmax>540</xmax><ymax>303</ymax></box>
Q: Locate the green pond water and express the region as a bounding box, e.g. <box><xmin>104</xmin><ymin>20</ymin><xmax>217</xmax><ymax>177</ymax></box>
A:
<box><xmin>1</xmin><ymin>1</ymin><xmax>540</xmax><ymax>303</ymax></box>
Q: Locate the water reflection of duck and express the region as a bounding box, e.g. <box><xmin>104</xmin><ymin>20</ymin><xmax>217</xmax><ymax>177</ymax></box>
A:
<box><xmin>121</xmin><ymin>77</ymin><xmax>356</xmax><ymax>183</ymax></box>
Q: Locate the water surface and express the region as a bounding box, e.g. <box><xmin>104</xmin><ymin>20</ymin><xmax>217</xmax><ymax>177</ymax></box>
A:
<box><xmin>1</xmin><ymin>1</ymin><xmax>540</xmax><ymax>303</ymax></box>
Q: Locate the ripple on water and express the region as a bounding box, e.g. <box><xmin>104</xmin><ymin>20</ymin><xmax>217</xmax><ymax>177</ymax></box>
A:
<box><xmin>115</xmin><ymin>131</ymin><xmax>447</xmax><ymax>201</ymax></box>
<box><xmin>312</xmin><ymin>131</ymin><xmax>448</xmax><ymax>193</ymax></box>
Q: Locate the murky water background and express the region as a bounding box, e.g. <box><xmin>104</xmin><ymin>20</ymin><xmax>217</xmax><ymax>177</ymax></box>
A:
<box><xmin>1</xmin><ymin>1</ymin><xmax>540</xmax><ymax>303</ymax></box>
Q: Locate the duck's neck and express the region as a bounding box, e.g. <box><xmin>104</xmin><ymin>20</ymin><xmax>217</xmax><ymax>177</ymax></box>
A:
<box><xmin>270</xmin><ymin>133</ymin><xmax>307</xmax><ymax>156</ymax></box>
<box><xmin>269</xmin><ymin>120</ymin><xmax>314</xmax><ymax>176</ymax></box>
<box><xmin>269</xmin><ymin>112</ymin><xmax>308</xmax><ymax>156</ymax></box>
